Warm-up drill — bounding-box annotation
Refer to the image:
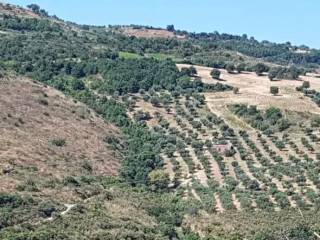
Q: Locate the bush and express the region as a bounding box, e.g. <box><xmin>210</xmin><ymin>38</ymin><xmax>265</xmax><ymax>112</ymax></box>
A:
<box><xmin>148</xmin><ymin>170</ymin><xmax>170</xmax><ymax>190</ymax></box>
<box><xmin>302</xmin><ymin>81</ymin><xmax>310</xmax><ymax>89</ymax></box>
<box><xmin>270</xmin><ymin>86</ymin><xmax>279</xmax><ymax>95</ymax></box>
<box><xmin>210</xmin><ymin>69</ymin><xmax>221</xmax><ymax>79</ymax></box>
<box><xmin>254</xmin><ymin>63</ymin><xmax>269</xmax><ymax>76</ymax></box>
<box><xmin>38</xmin><ymin>202</ymin><xmax>57</xmax><ymax>217</ymax></box>
<box><xmin>226</xmin><ymin>63</ymin><xmax>235</xmax><ymax>73</ymax></box>
<box><xmin>233</xmin><ymin>87</ymin><xmax>239</xmax><ymax>94</ymax></box>
<box><xmin>50</xmin><ymin>138</ymin><xmax>66</xmax><ymax>147</ymax></box>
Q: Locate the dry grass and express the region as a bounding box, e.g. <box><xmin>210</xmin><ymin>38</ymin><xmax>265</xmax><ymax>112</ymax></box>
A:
<box><xmin>0</xmin><ymin>76</ymin><xmax>121</xmax><ymax>193</ymax></box>
<box><xmin>177</xmin><ymin>64</ymin><xmax>320</xmax><ymax>116</ymax></box>
<box><xmin>0</xmin><ymin>3</ymin><xmax>40</xmax><ymax>18</ymax></box>
<box><xmin>122</xmin><ymin>27</ymin><xmax>185</xmax><ymax>39</ymax></box>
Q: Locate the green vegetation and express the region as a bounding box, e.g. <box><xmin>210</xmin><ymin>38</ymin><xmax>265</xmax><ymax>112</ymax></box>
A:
<box><xmin>118</xmin><ymin>51</ymin><xmax>143</xmax><ymax>59</ymax></box>
<box><xmin>2</xmin><ymin>3</ymin><xmax>320</xmax><ymax>239</ymax></box>
<box><xmin>229</xmin><ymin>105</ymin><xmax>290</xmax><ymax>134</ymax></box>
<box><xmin>270</xmin><ymin>86</ymin><xmax>279</xmax><ymax>95</ymax></box>
<box><xmin>210</xmin><ymin>69</ymin><xmax>221</xmax><ymax>79</ymax></box>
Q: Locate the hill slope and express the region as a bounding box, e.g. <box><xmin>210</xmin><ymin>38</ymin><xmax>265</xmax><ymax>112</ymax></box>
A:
<box><xmin>0</xmin><ymin>75</ymin><xmax>121</xmax><ymax>195</ymax></box>
<box><xmin>2</xmin><ymin>2</ymin><xmax>320</xmax><ymax>239</ymax></box>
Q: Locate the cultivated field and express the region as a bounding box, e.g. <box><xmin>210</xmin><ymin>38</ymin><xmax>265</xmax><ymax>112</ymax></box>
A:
<box><xmin>126</xmin><ymin>64</ymin><xmax>320</xmax><ymax>213</ymax></box>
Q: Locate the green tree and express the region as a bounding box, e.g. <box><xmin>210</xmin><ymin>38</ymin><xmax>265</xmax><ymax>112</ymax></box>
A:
<box><xmin>270</xmin><ymin>86</ymin><xmax>279</xmax><ymax>95</ymax></box>
<box><xmin>166</xmin><ymin>25</ymin><xmax>175</xmax><ymax>32</ymax></box>
<box><xmin>148</xmin><ymin>170</ymin><xmax>170</xmax><ymax>190</ymax></box>
<box><xmin>189</xmin><ymin>66</ymin><xmax>197</xmax><ymax>76</ymax></box>
<box><xmin>236</xmin><ymin>63</ymin><xmax>245</xmax><ymax>73</ymax></box>
<box><xmin>27</xmin><ymin>4</ymin><xmax>40</xmax><ymax>13</ymax></box>
<box><xmin>254</xmin><ymin>63</ymin><xmax>269</xmax><ymax>76</ymax></box>
<box><xmin>181</xmin><ymin>66</ymin><xmax>197</xmax><ymax>77</ymax></box>
<box><xmin>302</xmin><ymin>81</ymin><xmax>310</xmax><ymax>88</ymax></box>
<box><xmin>210</xmin><ymin>69</ymin><xmax>221</xmax><ymax>79</ymax></box>
<box><xmin>150</xmin><ymin>96</ymin><xmax>161</xmax><ymax>107</ymax></box>
<box><xmin>226</xmin><ymin>63</ymin><xmax>235</xmax><ymax>73</ymax></box>
<box><xmin>268</xmin><ymin>68</ymin><xmax>278</xmax><ymax>81</ymax></box>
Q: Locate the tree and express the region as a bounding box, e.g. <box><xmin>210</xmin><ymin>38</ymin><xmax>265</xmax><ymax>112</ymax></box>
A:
<box><xmin>150</xmin><ymin>96</ymin><xmax>161</xmax><ymax>107</ymax></box>
<box><xmin>268</xmin><ymin>68</ymin><xmax>278</xmax><ymax>81</ymax></box>
<box><xmin>71</xmin><ymin>79</ymin><xmax>85</xmax><ymax>91</ymax></box>
<box><xmin>148</xmin><ymin>170</ymin><xmax>170</xmax><ymax>190</ymax></box>
<box><xmin>236</xmin><ymin>63</ymin><xmax>245</xmax><ymax>73</ymax></box>
<box><xmin>166</xmin><ymin>25</ymin><xmax>175</xmax><ymax>32</ymax></box>
<box><xmin>210</xmin><ymin>69</ymin><xmax>221</xmax><ymax>79</ymax></box>
<box><xmin>254</xmin><ymin>63</ymin><xmax>269</xmax><ymax>76</ymax></box>
<box><xmin>226</xmin><ymin>64</ymin><xmax>235</xmax><ymax>73</ymax></box>
<box><xmin>181</xmin><ymin>66</ymin><xmax>197</xmax><ymax>77</ymax></box>
<box><xmin>27</xmin><ymin>4</ymin><xmax>40</xmax><ymax>13</ymax></box>
<box><xmin>233</xmin><ymin>87</ymin><xmax>239</xmax><ymax>94</ymax></box>
<box><xmin>287</xmin><ymin>66</ymin><xmax>301</xmax><ymax>80</ymax></box>
<box><xmin>270</xmin><ymin>86</ymin><xmax>279</xmax><ymax>96</ymax></box>
<box><xmin>302</xmin><ymin>81</ymin><xmax>310</xmax><ymax>89</ymax></box>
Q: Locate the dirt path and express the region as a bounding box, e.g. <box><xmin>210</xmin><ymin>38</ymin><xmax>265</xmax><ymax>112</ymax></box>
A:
<box><xmin>214</xmin><ymin>194</ymin><xmax>224</xmax><ymax>213</ymax></box>
<box><xmin>61</xmin><ymin>204</ymin><xmax>76</xmax><ymax>215</ymax></box>
<box><xmin>232</xmin><ymin>193</ymin><xmax>241</xmax><ymax>211</ymax></box>
<box><xmin>268</xmin><ymin>196</ymin><xmax>281</xmax><ymax>212</ymax></box>
<box><xmin>191</xmin><ymin>189</ymin><xmax>202</xmax><ymax>202</ymax></box>
<box><xmin>188</xmin><ymin>147</ymin><xmax>208</xmax><ymax>187</ymax></box>
<box><xmin>162</xmin><ymin>155</ymin><xmax>175</xmax><ymax>182</ymax></box>
<box><xmin>175</xmin><ymin>152</ymin><xmax>192</xmax><ymax>185</ymax></box>
<box><xmin>205</xmin><ymin>150</ymin><xmax>224</xmax><ymax>185</ymax></box>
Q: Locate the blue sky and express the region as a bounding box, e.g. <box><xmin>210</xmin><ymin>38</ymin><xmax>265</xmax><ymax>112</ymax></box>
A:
<box><xmin>5</xmin><ymin>0</ymin><xmax>320</xmax><ymax>48</ymax></box>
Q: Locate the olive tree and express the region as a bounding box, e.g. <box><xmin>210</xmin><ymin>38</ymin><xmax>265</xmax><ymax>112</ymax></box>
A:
<box><xmin>210</xmin><ymin>69</ymin><xmax>221</xmax><ymax>79</ymax></box>
<box><xmin>270</xmin><ymin>86</ymin><xmax>279</xmax><ymax>96</ymax></box>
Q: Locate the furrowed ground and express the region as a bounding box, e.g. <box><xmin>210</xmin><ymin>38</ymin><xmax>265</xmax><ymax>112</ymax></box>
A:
<box><xmin>127</xmin><ymin>64</ymin><xmax>320</xmax><ymax>215</ymax></box>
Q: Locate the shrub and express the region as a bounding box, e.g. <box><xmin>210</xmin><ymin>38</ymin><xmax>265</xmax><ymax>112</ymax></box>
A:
<box><xmin>302</xmin><ymin>81</ymin><xmax>310</xmax><ymax>89</ymax></box>
<box><xmin>50</xmin><ymin>138</ymin><xmax>66</xmax><ymax>147</ymax></box>
<box><xmin>233</xmin><ymin>87</ymin><xmax>239</xmax><ymax>94</ymax></box>
<box><xmin>254</xmin><ymin>63</ymin><xmax>269</xmax><ymax>76</ymax></box>
<box><xmin>210</xmin><ymin>69</ymin><xmax>221</xmax><ymax>79</ymax></box>
<box><xmin>149</xmin><ymin>170</ymin><xmax>170</xmax><ymax>190</ymax></box>
<box><xmin>270</xmin><ymin>86</ymin><xmax>279</xmax><ymax>95</ymax></box>
<box><xmin>226</xmin><ymin>63</ymin><xmax>235</xmax><ymax>73</ymax></box>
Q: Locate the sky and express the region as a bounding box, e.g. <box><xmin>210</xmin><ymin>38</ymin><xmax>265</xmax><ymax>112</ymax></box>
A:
<box><xmin>5</xmin><ymin>0</ymin><xmax>320</xmax><ymax>48</ymax></box>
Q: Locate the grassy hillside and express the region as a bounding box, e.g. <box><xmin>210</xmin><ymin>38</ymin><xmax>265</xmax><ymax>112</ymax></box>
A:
<box><xmin>0</xmin><ymin>74</ymin><xmax>121</xmax><ymax>196</ymax></box>
<box><xmin>2</xmin><ymin>2</ymin><xmax>320</xmax><ymax>240</ymax></box>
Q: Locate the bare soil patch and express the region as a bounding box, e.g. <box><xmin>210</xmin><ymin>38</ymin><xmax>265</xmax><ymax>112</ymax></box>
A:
<box><xmin>122</xmin><ymin>27</ymin><xmax>185</xmax><ymax>39</ymax></box>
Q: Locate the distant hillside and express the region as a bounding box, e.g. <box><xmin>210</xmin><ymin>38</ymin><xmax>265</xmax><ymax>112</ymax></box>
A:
<box><xmin>1</xmin><ymin>2</ymin><xmax>320</xmax><ymax>71</ymax></box>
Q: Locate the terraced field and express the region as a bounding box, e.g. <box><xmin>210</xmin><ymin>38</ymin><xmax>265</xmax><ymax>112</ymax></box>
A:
<box><xmin>127</xmin><ymin>65</ymin><xmax>320</xmax><ymax>213</ymax></box>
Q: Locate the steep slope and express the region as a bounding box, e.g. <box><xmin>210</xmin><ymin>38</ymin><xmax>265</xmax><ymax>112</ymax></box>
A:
<box><xmin>0</xmin><ymin>75</ymin><xmax>122</xmax><ymax>195</ymax></box>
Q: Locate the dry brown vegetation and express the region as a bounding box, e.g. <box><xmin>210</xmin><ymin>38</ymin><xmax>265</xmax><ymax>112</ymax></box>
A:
<box><xmin>0</xmin><ymin>3</ymin><xmax>40</xmax><ymax>18</ymax></box>
<box><xmin>178</xmin><ymin>64</ymin><xmax>320</xmax><ymax>116</ymax></box>
<box><xmin>0</xmin><ymin>76</ymin><xmax>121</xmax><ymax>194</ymax></box>
<box><xmin>121</xmin><ymin>27</ymin><xmax>185</xmax><ymax>39</ymax></box>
